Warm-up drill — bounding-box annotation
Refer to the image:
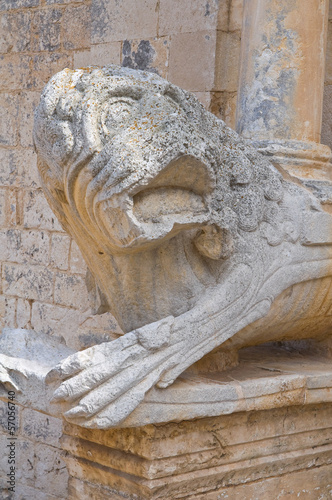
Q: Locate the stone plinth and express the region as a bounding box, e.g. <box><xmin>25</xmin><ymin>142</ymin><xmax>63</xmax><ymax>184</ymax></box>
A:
<box><xmin>61</xmin><ymin>345</ymin><xmax>332</xmax><ymax>499</ymax></box>
<box><xmin>63</xmin><ymin>403</ymin><xmax>332</xmax><ymax>499</ymax></box>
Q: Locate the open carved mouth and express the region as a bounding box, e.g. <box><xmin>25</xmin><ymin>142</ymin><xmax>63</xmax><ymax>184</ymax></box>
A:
<box><xmin>132</xmin><ymin>155</ymin><xmax>215</xmax><ymax>223</ymax></box>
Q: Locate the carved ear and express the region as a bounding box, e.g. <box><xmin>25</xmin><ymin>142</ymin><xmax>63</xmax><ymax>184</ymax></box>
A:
<box><xmin>85</xmin><ymin>269</ymin><xmax>110</xmax><ymax>315</ymax></box>
<box><xmin>194</xmin><ymin>225</ymin><xmax>234</xmax><ymax>260</ymax></box>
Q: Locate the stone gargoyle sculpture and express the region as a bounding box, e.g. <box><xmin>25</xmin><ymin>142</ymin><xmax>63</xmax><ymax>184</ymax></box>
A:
<box><xmin>29</xmin><ymin>65</ymin><xmax>332</xmax><ymax>428</ymax></box>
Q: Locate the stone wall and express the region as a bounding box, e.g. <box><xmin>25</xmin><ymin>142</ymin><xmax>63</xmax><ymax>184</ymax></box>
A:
<box><xmin>0</xmin><ymin>400</ymin><xmax>67</xmax><ymax>499</ymax></box>
<box><xmin>0</xmin><ymin>1</ymin><xmax>242</xmax><ymax>497</ymax></box>
<box><xmin>1</xmin><ymin>0</ymin><xmax>332</xmax><ymax>498</ymax></box>
<box><xmin>2</xmin><ymin>0</ymin><xmax>332</xmax><ymax>359</ymax></box>
<box><xmin>0</xmin><ymin>0</ymin><xmax>243</xmax><ymax>349</ymax></box>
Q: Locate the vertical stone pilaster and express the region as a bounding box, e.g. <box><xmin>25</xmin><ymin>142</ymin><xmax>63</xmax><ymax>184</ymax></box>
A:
<box><xmin>236</xmin><ymin>0</ymin><xmax>331</xmax><ymax>179</ymax></box>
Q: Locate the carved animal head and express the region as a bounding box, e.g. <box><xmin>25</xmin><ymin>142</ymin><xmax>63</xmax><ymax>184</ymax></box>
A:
<box><xmin>34</xmin><ymin>65</ymin><xmax>283</xmax><ymax>256</ymax></box>
<box><xmin>34</xmin><ymin>66</ymin><xmax>285</xmax><ymax>331</ymax></box>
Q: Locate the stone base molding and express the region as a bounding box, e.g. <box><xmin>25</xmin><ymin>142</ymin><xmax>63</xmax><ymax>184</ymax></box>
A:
<box><xmin>63</xmin><ymin>400</ymin><xmax>332</xmax><ymax>499</ymax></box>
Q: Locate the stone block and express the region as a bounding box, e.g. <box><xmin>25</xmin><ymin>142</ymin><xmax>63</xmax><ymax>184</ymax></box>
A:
<box><xmin>69</xmin><ymin>478</ymin><xmax>127</xmax><ymax>500</ymax></box>
<box><xmin>50</xmin><ymin>233</ymin><xmax>71</xmax><ymax>270</ymax></box>
<box><xmin>27</xmin><ymin>52</ymin><xmax>72</xmax><ymax>91</ymax></box>
<box><xmin>54</xmin><ymin>272</ymin><xmax>89</xmax><ymax>309</ymax></box>
<box><xmin>121</xmin><ymin>37</ymin><xmax>170</xmax><ymax>78</ymax></box>
<box><xmin>0</xmin><ymin>0</ymin><xmax>39</xmax><ymax>10</ymax></box>
<box><xmin>23</xmin><ymin>189</ymin><xmax>63</xmax><ymax>231</ymax></box>
<box><xmin>229</xmin><ymin>0</ymin><xmax>244</xmax><ymax>31</ymax></box>
<box><xmin>214</xmin><ymin>30</ymin><xmax>241</xmax><ymax>92</ymax></box>
<box><xmin>92</xmin><ymin>0</ymin><xmax>158</xmax><ymax>44</ymax></box>
<box><xmin>74</xmin><ymin>42</ymin><xmax>121</xmax><ymax>68</ymax></box>
<box><xmin>0</xmin><ymin>188</ymin><xmax>17</xmax><ymax>228</ymax></box>
<box><xmin>20</xmin><ymin>92</ymin><xmax>42</xmax><ymax>146</ymax></box>
<box><xmin>63</xmin><ymin>4</ymin><xmax>90</xmax><ymax>50</ymax></box>
<box><xmin>30</xmin><ymin>300</ymin><xmax>90</xmax><ymax>349</ymax></box>
<box><xmin>21</xmin><ymin>408</ymin><xmax>63</xmax><ymax>448</ymax></box>
<box><xmin>16</xmin><ymin>297</ymin><xmax>31</xmax><ymax>328</ymax></box>
<box><xmin>168</xmin><ymin>31</ymin><xmax>216</xmax><ymax>91</ymax></box>
<box><xmin>0</xmin><ymin>295</ymin><xmax>16</xmax><ymax>329</ymax></box>
<box><xmin>73</xmin><ymin>50</ymin><xmax>91</xmax><ymax>69</ymax></box>
<box><xmin>30</xmin><ymin>300</ymin><xmax>118</xmax><ymax>350</ymax></box>
<box><xmin>159</xmin><ymin>0</ymin><xmax>223</xmax><ymax>36</ymax></box>
<box><xmin>1</xmin><ymin>229</ymin><xmax>50</xmax><ymax>266</ymax></box>
<box><xmin>34</xmin><ymin>443</ymin><xmax>69</xmax><ymax>497</ymax></box>
<box><xmin>79</xmin><ymin>312</ymin><xmax>121</xmax><ymax>334</ymax></box>
<box><xmin>31</xmin><ymin>8</ymin><xmax>62</xmax><ymax>53</ymax></box>
<box><xmin>77</xmin><ymin>311</ymin><xmax>123</xmax><ymax>348</ymax></box>
<box><xmin>0</xmin><ymin>11</ymin><xmax>31</xmax><ymax>53</ymax></box>
<box><xmin>31</xmin><ymin>301</ymin><xmax>72</xmax><ymax>335</ymax></box>
<box><xmin>192</xmin><ymin>91</ymin><xmax>211</xmax><ymax>109</ymax></box>
<box><xmin>2</xmin><ymin>263</ymin><xmax>54</xmax><ymax>302</ymax></box>
<box><xmin>0</xmin><ymin>53</ymin><xmax>30</xmax><ymax>91</ymax></box>
<box><xmin>200</xmin><ymin>465</ymin><xmax>332</xmax><ymax>499</ymax></box>
<box><xmin>64</xmin><ymin>403</ymin><xmax>332</xmax><ymax>499</ymax></box>
<box><xmin>0</xmin><ymin>436</ymin><xmax>35</xmax><ymax>488</ymax></box>
<box><xmin>6</xmin><ymin>190</ymin><xmax>17</xmax><ymax>227</ymax></box>
<box><xmin>8</xmin><ymin>485</ymin><xmax>61</xmax><ymax>500</ymax></box>
<box><xmin>0</xmin><ymin>398</ymin><xmax>20</xmax><ymax>434</ymax></box>
<box><xmin>0</xmin><ymin>148</ymin><xmax>39</xmax><ymax>188</ymax></box>
<box><xmin>0</xmin><ymin>93</ymin><xmax>18</xmax><ymax>146</ymax></box>
<box><xmin>69</xmin><ymin>240</ymin><xmax>87</xmax><ymax>274</ymax></box>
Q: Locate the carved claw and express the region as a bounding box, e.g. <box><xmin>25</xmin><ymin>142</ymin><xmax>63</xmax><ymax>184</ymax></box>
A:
<box><xmin>47</xmin><ymin>317</ymin><xmax>178</xmax><ymax>427</ymax></box>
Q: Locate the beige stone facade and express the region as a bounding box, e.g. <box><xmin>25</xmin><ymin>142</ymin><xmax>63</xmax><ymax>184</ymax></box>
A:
<box><xmin>0</xmin><ymin>0</ymin><xmax>244</xmax><ymax>346</ymax></box>
<box><xmin>1</xmin><ymin>0</ymin><xmax>332</xmax><ymax>498</ymax></box>
<box><xmin>2</xmin><ymin>0</ymin><xmax>332</xmax><ymax>342</ymax></box>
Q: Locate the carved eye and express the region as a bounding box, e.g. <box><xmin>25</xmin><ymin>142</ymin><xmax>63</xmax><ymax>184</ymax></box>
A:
<box><xmin>100</xmin><ymin>98</ymin><xmax>134</xmax><ymax>139</ymax></box>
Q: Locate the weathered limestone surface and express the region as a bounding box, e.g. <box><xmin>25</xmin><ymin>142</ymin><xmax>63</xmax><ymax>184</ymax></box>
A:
<box><xmin>0</xmin><ymin>0</ymin><xmax>240</xmax><ymax>347</ymax></box>
<box><xmin>1</xmin><ymin>64</ymin><xmax>324</xmax><ymax>431</ymax></box>
<box><xmin>237</xmin><ymin>0</ymin><xmax>332</xmax><ymax>179</ymax></box>
<box><xmin>1</xmin><ymin>1</ymin><xmax>332</xmax><ymax>498</ymax></box>
<box><xmin>0</xmin><ymin>3</ymin><xmax>241</xmax><ymax>498</ymax></box>
<box><xmin>63</xmin><ymin>399</ymin><xmax>332</xmax><ymax>499</ymax></box>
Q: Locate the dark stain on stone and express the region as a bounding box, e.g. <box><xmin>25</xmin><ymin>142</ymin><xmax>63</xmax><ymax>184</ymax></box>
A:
<box><xmin>122</xmin><ymin>40</ymin><xmax>158</xmax><ymax>74</ymax></box>
<box><xmin>205</xmin><ymin>2</ymin><xmax>210</xmax><ymax>16</ymax></box>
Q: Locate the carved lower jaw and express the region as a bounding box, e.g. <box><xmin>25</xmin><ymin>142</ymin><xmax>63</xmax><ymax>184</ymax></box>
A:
<box><xmin>95</xmin><ymin>154</ymin><xmax>217</xmax><ymax>252</ymax></box>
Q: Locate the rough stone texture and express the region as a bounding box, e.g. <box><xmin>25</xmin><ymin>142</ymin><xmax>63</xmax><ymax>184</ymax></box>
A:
<box><xmin>168</xmin><ymin>30</ymin><xmax>217</xmax><ymax>91</ymax></box>
<box><xmin>63</xmin><ymin>402</ymin><xmax>332</xmax><ymax>499</ymax></box>
<box><xmin>0</xmin><ymin>0</ymin><xmax>240</xmax><ymax>356</ymax></box>
<box><xmin>158</xmin><ymin>0</ymin><xmax>223</xmax><ymax>35</ymax></box>
<box><xmin>91</xmin><ymin>0</ymin><xmax>158</xmax><ymax>44</ymax></box>
<box><xmin>0</xmin><ymin>396</ymin><xmax>68</xmax><ymax>499</ymax></box>
<box><xmin>74</xmin><ymin>42</ymin><xmax>121</xmax><ymax>69</ymax></box>
<box><xmin>24</xmin><ymin>65</ymin><xmax>332</xmax><ymax>430</ymax></box>
<box><xmin>236</xmin><ymin>0</ymin><xmax>332</xmax><ymax>182</ymax></box>
<box><xmin>237</xmin><ymin>0</ymin><xmax>329</xmax><ymax>144</ymax></box>
<box><xmin>0</xmin><ymin>0</ymin><xmax>332</xmax><ymax>498</ymax></box>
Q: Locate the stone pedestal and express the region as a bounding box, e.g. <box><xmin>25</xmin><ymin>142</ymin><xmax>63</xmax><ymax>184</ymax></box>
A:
<box><xmin>61</xmin><ymin>346</ymin><xmax>332</xmax><ymax>499</ymax></box>
<box><xmin>63</xmin><ymin>405</ymin><xmax>332</xmax><ymax>500</ymax></box>
<box><xmin>236</xmin><ymin>0</ymin><xmax>331</xmax><ymax>179</ymax></box>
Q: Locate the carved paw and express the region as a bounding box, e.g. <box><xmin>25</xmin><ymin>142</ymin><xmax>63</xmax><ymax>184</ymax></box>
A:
<box><xmin>46</xmin><ymin>316</ymin><xmax>179</xmax><ymax>428</ymax></box>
